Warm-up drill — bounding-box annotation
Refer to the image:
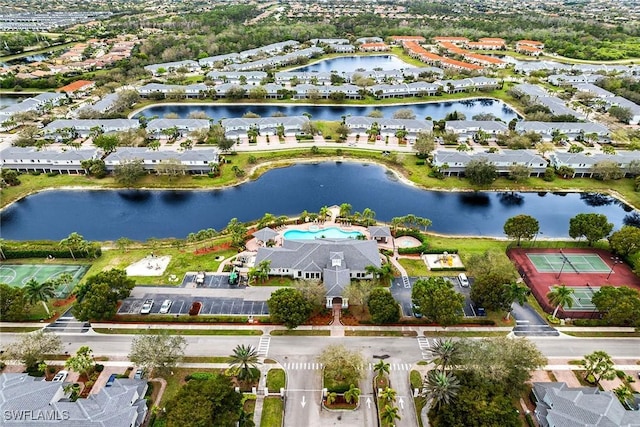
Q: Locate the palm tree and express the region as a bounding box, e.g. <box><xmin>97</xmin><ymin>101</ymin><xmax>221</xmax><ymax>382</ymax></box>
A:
<box><xmin>344</xmin><ymin>384</ymin><xmax>361</xmax><ymax>404</ymax></box>
<box><xmin>613</xmin><ymin>384</ymin><xmax>634</xmax><ymax>408</ymax></box>
<box><xmin>361</xmin><ymin>208</ymin><xmax>376</xmax><ymax>225</ymax></box>
<box><xmin>381</xmin><ymin>405</ymin><xmax>401</xmax><ymax>426</ymax></box>
<box><xmin>59</xmin><ymin>232</ymin><xmax>88</xmax><ymax>260</ymax></box>
<box><xmin>318</xmin><ymin>206</ymin><xmax>330</xmax><ymax>223</ymax></box>
<box><xmin>23</xmin><ymin>279</ymin><xmax>56</xmax><ymax>316</ymax></box>
<box><xmin>504</xmin><ymin>282</ymin><xmax>530</xmax><ymax>320</ymax></box>
<box><xmin>326</xmin><ymin>391</ymin><xmax>337</xmax><ymax>405</ymax></box>
<box><xmin>428</xmin><ymin>339</ymin><xmax>459</xmax><ymax>373</ymax></box>
<box><xmin>547</xmin><ymin>284</ymin><xmax>575</xmax><ymax>319</ymax></box>
<box><xmin>339</xmin><ymin>203</ymin><xmax>352</xmax><ymax>219</ymax></box>
<box><xmin>373</xmin><ymin>360</ymin><xmax>390</xmax><ymax>379</ymax></box>
<box><xmin>379</xmin><ymin>387</ymin><xmax>397</xmax><ymax>404</ymax></box>
<box><xmin>423</xmin><ymin>370</ymin><xmax>460</xmax><ymax>409</ymax></box>
<box><xmin>238</xmin><ymin>409</ymin><xmax>255</xmax><ymax>427</ymax></box>
<box><xmin>228</xmin><ymin>344</ymin><xmax>261</xmax><ymax>382</ymax></box>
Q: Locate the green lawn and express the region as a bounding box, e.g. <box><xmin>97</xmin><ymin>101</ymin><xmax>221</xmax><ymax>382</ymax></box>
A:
<box><xmin>410</xmin><ymin>370</ymin><xmax>426</xmax><ymax>427</ymax></box>
<box><xmin>345</xmin><ymin>330</ymin><xmax>417</xmax><ymax>337</ymax></box>
<box><xmin>266</xmin><ymin>368</ymin><xmax>286</xmax><ymax>393</ymax></box>
<box><xmin>260</xmin><ymin>397</ymin><xmax>284</xmax><ymax>427</ymax></box>
<box><xmin>93</xmin><ymin>328</ymin><xmax>262</xmax><ymax>336</ymax></box>
<box><xmin>270</xmin><ymin>330</ymin><xmax>330</xmax><ymax>336</ymax></box>
<box><xmin>397</xmin><ymin>258</ymin><xmax>429</xmax><ymax>277</ymax></box>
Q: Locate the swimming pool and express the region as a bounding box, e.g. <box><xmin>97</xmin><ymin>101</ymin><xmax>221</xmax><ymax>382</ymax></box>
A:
<box><xmin>283</xmin><ymin>227</ymin><xmax>363</xmax><ymax>240</ymax></box>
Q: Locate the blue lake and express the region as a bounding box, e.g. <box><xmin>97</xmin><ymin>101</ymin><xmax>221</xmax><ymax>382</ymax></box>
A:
<box><xmin>0</xmin><ymin>95</ymin><xmax>21</xmax><ymax>108</ymax></box>
<box><xmin>134</xmin><ymin>98</ymin><xmax>519</xmax><ymax>122</ymax></box>
<box><xmin>0</xmin><ymin>162</ymin><xmax>632</xmax><ymax>241</ymax></box>
<box><xmin>293</xmin><ymin>55</ymin><xmax>414</xmax><ymax>73</ymax></box>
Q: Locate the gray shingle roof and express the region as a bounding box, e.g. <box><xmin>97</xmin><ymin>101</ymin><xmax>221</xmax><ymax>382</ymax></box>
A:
<box><xmin>0</xmin><ymin>374</ymin><xmax>148</xmax><ymax>427</ymax></box>
<box><xmin>532</xmin><ymin>382</ymin><xmax>640</xmax><ymax>427</ymax></box>
<box><xmin>254</xmin><ymin>239</ymin><xmax>380</xmax><ymax>296</ymax></box>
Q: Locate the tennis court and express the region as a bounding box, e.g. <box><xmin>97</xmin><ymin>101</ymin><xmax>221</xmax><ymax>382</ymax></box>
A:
<box><xmin>0</xmin><ymin>264</ymin><xmax>89</xmax><ymax>297</ymax></box>
<box><xmin>527</xmin><ymin>253</ymin><xmax>610</xmax><ymax>274</ymax></box>
<box><xmin>548</xmin><ymin>285</ymin><xmax>598</xmax><ymax>311</ymax></box>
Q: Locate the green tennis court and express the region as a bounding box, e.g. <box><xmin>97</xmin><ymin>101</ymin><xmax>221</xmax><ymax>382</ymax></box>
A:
<box><xmin>0</xmin><ymin>264</ymin><xmax>89</xmax><ymax>297</ymax></box>
<box><xmin>527</xmin><ymin>253</ymin><xmax>610</xmax><ymax>274</ymax></box>
<box><xmin>548</xmin><ymin>285</ymin><xmax>599</xmax><ymax>311</ymax></box>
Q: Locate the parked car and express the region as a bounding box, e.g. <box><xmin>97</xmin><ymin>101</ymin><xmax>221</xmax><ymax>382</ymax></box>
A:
<box><xmin>189</xmin><ymin>301</ymin><xmax>202</xmax><ymax>316</ymax></box>
<box><xmin>159</xmin><ymin>299</ymin><xmax>172</xmax><ymax>314</ymax></box>
<box><xmin>106</xmin><ymin>373</ymin><xmax>117</xmax><ymax>387</ymax></box>
<box><xmin>412</xmin><ymin>304</ymin><xmax>423</xmax><ymax>319</ymax></box>
<box><xmin>458</xmin><ymin>273</ymin><xmax>469</xmax><ymax>287</ymax></box>
<box><xmin>52</xmin><ymin>370</ymin><xmax>68</xmax><ymax>382</ymax></box>
<box><xmin>195</xmin><ymin>272</ymin><xmax>205</xmax><ymax>286</ymax></box>
<box><xmin>134</xmin><ymin>368</ymin><xmax>145</xmax><ymax>380</ymax></box>
<box><xmin>140</xmin><ymin>299</ymin><xmax>154</xmax><ymax>314</ymax></box>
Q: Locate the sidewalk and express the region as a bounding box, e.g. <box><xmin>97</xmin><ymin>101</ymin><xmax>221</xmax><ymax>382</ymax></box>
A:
<box><xmin>2</xmin><ymin>321</ymin><xmax>637</xmax><ymax>334</ymax></box>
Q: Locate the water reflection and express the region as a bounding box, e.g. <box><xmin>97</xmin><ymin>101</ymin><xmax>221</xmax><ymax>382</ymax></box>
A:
<box><xmin>580</xmin><ymin>193</ymin><xmax>613</xmax><ymax>207</ymax></box>
<box><xmin>160</xmin><ymin>191</ymin><xmax>193</xmax><ymax>203</ymax></box>
<box><xmin>498</xmin><ymin>192</ymin><xmax>524</xmax><ymax>206</ymax></box>
<box><xmin>624</xmin><ymin>212</ymin><xmax>640</xmax><ymax>228</ymax></box>
<box><xmin>118</xmin><ymin>190</ymin><xmax>152</xmax><ymax>202</ymax></box>
<box><xmin>459</xmin><ymin>192</ymin><xmax>491</xmax><ymax>207</ymax></box>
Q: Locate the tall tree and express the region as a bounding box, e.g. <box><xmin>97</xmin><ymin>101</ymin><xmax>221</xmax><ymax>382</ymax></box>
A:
<box><xmin>381</xmin><ymin>405</ymin><xmax>401</xmax><ymax>425</ymax></box>
<box><xmin>591</xmin><ymin>286</ymin><xmax>640</xmax><ymax>327</ymax></box>
<box><xmin>114</xmin><ymin>159</ymin><xmax>146</xmax><ymax>187</ymax></box>
<box><xmin>503</xmin><ymin>214</ymin><xmax>539</xmax><ymax>246</ymax></box>
<box><xmin>608</xmin><ymin>226</ymin><xmax>640</xmax><ymax>256</ymax></box>
<box><xmin>379</xmin><ymin>387</ymin><xmax>397</xmax><ymax>404</ymax></box>
<box><xmin>547</xmin><ymin>284</ymin><xmax>575</xmax><ymax>319</ymax></box>
<box><xmin>0</xmin><ymin>284</ymin><xmax>26</xmax><ymax>321</ymax></box>
<box><xmin>414</xmin><ymin>131</ymin><xmax>436</xmax><ymax>158</ymax></box>
<box><xmin>367</xmin><ymin>288</ymin><xmax>400</xmax><ymax>324</ymax></box>
<box><xmin>129</xmin><ymin>331</ymin><xmax>187</xmax><ymax>376</ymax></box>
<box><xmin>423</xmin><ymin>370</ymin><xmax>460</xmax><ymax>409</ymax></box>
<box><xmin>464</xmin><ymin>158</ymin><xmax>497</xmax><ymax>186</ymax></box>
<box><xmin>412</xmin><ymin>277</ymin><xmax>464</xmax><ymax>327</ymax></box>
<box><xmin>373</xmin><ymin>360</ymin><xmax>390</xmax><ymax>379</ymax></box>
<box><xmin>6</xmin><ymin>330</ymin><xmax>62</xmax><ymax>369</ymax></box>
<box><xmin>569</xmin><ymin>213</ymin><xmax>613</xmax><ymax>246</ymax></box>
<box><xmin>72</xmin><ymin>269</ymin><xmax>135</xmax><ymax>321</ymax></box>
<box><xmin>164</xmin><ymin>374</ymin><xmax>242</xmax><ymax>427</ymax></box>
<box><xmin>228</xmin><ymin>344</ymin><xmax>261</xmax><ymax>382</ymax></box>
<box><xmin>267</xmin><ymin>288</ymin><xmax>312</xmax><ymax>329</ymax></box>
<box><xmin>580</xmin><ymin>350</ymin><xmax>616</xmax><ymax>387</ymax></box>
<box><xmin>59</xmin><ymin>232</ymin><xmax>88</xmax><ymax>260</ymax></box>
<box><xmin>23</xmin><ymin>279</ymin><xmax>56</xmax><ymax>316</ymax></box>
<box><xmin>65</xmin><ymin>346</ymin><xmax>95</xmax><ymax>377</ymax></box>
<box><xmin>318</xmin><ymin>344</ymin><xmax>364</xmax><ymax>390</ymax></box>
<box><xmin>504</xmin><ymin>282</ymin><xmax>530</xmax><ymax>319</ymax></box>
<box><xmin>428</xmin><ymin>339</ymin><xmax>460</xmax><ymax>373</ymax></box>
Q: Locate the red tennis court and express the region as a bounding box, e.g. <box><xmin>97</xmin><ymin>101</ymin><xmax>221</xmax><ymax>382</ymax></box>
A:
<box><xmin>507</xmin><ymin>247</ymin><xmax>640</xmax><ymax>319</ymax></box>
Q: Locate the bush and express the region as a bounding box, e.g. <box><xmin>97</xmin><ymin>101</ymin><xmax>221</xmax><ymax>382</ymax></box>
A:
<box><xmin>415</xmin><ymin>160</ymin><xmax>425</xmax><ymax>165</ymax></box>
<box><xmin>95</xmin><ymin>364</ymin><xmax>104</xmax><ymax>372</ymax></box>
<box><xmin>186</xmin><ymin>372</ymin><xmax>216</xmax><ymax>381</ymax></box>
<box><xmin>46</xmin><ymin>171</ymin><xmax>59</xmax><ymax>177</ymax></box>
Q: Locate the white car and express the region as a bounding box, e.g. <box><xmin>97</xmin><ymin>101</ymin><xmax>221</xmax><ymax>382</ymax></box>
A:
<box><xmin>52</xmin><ymin>370</ymin><xmax>68</xmax><ymax>382</ymax></box>
<box><xmin>159</xmin><ymin>299</ymin><xmax>172</xmax><ymax>314</ymax></box>
<box><xmin>140</xmin><ymin>299</ymin><xmax>154</xmax><ymax>314</ymax></box>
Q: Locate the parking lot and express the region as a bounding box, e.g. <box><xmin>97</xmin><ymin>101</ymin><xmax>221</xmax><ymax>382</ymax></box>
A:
<box><xmin>118</xmin><ymin>295</ymin><xmax>269</xmax><ymax>316</ymax></box>
<box><xmin>181</xmin><ymin>273</ymin><xmax>247</xmax><ymax>289</ymax></box>
<box><xmin>390</xmin><ymin>276</ymin><xmax>478</xmax><ymax>318</ymax></box>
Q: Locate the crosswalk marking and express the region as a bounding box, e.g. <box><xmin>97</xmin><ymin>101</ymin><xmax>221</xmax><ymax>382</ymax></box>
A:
<box><xmin>417</xmin><ymin>337</ymin><xmax>431</xmax><ymax>360</ymax></box>
<box><xmin>257</xmin><ymin>336</ymin><xmax>271</xmax><ymax>357</ymax></box>
<box><xmin>282</xmin><ymin>362</ymin><xmax>412</xmax><ymax>371</ymax></box>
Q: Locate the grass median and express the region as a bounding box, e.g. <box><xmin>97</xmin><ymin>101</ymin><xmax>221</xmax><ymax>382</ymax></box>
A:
<box><xmin>260</xmin><ymin>397</ymin><xmax>284</xmax><ymax>427</ymax></box>
<box><xmin>93</xmin><ymin>328</ymin><xmax>262</xmax><ymax>336</ymax></box>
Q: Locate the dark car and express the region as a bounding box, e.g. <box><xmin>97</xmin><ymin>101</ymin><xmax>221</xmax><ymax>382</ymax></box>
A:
<box><xmin>106</xmin><ymin>373</ymin><xmax>118</xmax><ymax>387</ymax></box>
<box><xmin>189</xmin><ymin>301</ymin><xmax>202</xmax><ymax>316</ymax></box>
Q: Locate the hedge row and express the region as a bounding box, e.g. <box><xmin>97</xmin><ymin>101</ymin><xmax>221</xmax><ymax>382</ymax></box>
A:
<box><xmin>3</xmin><ymin>241</ymin><xmax>101</xmax><ymax>259</ymax></box>
<box><xmin>429</xmin><ymin>267</ymin><xmax>466</xmax><ymax>272</ymax></box>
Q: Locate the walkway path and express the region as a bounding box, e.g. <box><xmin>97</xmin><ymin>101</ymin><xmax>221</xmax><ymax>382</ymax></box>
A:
<box><xmin>330</xmin><ymin>302</ymin><xmax>345</xmax><ymax>337</ymax></box>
